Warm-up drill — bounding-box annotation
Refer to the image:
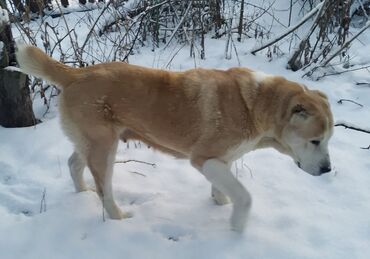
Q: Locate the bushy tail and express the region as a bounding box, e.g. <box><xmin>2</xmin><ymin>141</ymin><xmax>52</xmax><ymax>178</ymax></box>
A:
<box><xmin>16</xmin><ymin>44</ymin><xmax>79</xmax><ymax>88</ymax></box>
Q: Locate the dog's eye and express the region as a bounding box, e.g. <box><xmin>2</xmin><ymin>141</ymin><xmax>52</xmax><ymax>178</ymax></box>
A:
<box><xmin>310</xmin><ymin>140</ymin><xmax>320</xmax><ymax>146</ymax></box>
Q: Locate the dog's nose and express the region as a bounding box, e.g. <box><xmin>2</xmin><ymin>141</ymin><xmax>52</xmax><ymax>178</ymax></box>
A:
<box><xmin>320</xmin><ymin>166</ymin><xmax>331</xmax><ymax>174</ymax></box>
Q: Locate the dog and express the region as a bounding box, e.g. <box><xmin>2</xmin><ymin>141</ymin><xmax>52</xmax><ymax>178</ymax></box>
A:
<box><xmin>16</xmin><ymin>45</ymin><xmax>333</xmax><ymax>232</ymax></box>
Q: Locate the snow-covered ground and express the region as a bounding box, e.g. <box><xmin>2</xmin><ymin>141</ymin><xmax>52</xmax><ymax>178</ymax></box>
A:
<box><xmin>1</xmin><ymin>1</ymin><xmax>370</xmax><ymax>259</ymax></box>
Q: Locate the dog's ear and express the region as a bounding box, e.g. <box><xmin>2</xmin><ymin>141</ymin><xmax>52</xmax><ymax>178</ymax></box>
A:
<box><xmin>291</xmin><ymin>104</ymin><xmax>309</xmax><ymax>122</ymax></box>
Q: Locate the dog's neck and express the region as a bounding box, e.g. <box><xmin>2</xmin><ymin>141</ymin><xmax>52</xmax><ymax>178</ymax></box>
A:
<box><xmin>240</xmin><ymin>75</ymin><xmax>304</xmax><ymax>149</ymax></box>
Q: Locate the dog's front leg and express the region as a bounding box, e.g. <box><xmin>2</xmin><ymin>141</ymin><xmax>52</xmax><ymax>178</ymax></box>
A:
<box><xmin>194</xmin><ymin>158</ymin><xmax>252</xmax><ymax>232</ymax></box>
<box><xmin>212</xmin><ymin>185</ymin><xmax>231</xmax><ymax>205</ymax></box>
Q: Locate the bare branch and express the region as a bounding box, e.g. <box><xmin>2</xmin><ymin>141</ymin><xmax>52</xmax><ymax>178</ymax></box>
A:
<box><xmin>337</xmin><ymin>99</ymin><xmax>364</xmax><ymax>107</ymax></box>
<box><xmin>162</xmin><ymin>0</ymin><xmax>192</xmax><ymax>50</ymax></box>
<box><xmin>335</xmin><ymin>122</ymin><xmax>370</xmax><ymax>134</ymax></box>
<box><xmin>250</xmin><ymin>1</ymin><xmax>324</xmax><ymax>55</ymax></box>
<box><xmin>321</xmin><ymin>21</ymin><xmax>370</xmax><ymax>66</ymax></box>
<box><xmin>115</xmin><ymin>159</ymin><xmax>156</xmax><ymax>168</ymax></box>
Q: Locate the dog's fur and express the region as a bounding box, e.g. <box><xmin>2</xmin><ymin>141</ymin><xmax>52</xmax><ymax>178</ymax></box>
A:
<box><xmin>16</xmin><ymin>45</ymin><xmax>333</xmax><ymax>232</ymax></box>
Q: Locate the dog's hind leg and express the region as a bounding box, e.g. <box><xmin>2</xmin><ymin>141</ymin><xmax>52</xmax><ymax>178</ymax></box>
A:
<box><xmin>86</xmin><ymin>136</ymin><xmax>130</xmax><ymax>220</ymax></box>
<box><xmin>68</xmin><ymin>151</ymin><xmax>87</xmax><ymax>192</ymax></box>
<box><xmin>195</xmin><ymin>158</ymin><xmax>252</xmax><ymax>232</ymax></box>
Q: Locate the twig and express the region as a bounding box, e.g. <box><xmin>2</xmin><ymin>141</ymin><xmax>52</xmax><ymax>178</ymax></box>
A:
<box><xmin>250</xmin><ymin>1</ymin><xmax>324</xmax><ymax>55</ymax></box>
<box><xmin>337</xmin><ymin>99</ymin><xmax>363</xmax><ymax>107</ymax></box>
<box><xmin>356</xmin><ymin>81</ymin><xmax>370</xmax><ymax>86</ymax></box>
<box><xmin>39</xmin><ymin>188</ymin><xmax>47</xmax><ymax>213</ymax></box>
<box><xmin>164</xmin><ymin>43</ymin><xmax>186</xmax><ymax>69</ymax></box>
<box><xmin>54</xmin><ymin>1</ymin><xmax>83</xmax><ymax>67</ymax></box>
<box><xmin>242</xmin><ymin>162</ymin><xmax>253</xmax><ymax>179</ymax></box>
<box><xmin>47</xmin><ymin>6</ymin><xmax>100</xmax><ymax>19</ymax></box>
<box><xmin>81</xmin><ymin>2</ymin><xmax>112</xmax><ymax>54</ymax></box>
<box><xmin>321</xmin><ymin>21</ymin><xmax>370</xmax><ymax>66</ymax></box>
<box><xmin>121</xmin><ymin>0</ymin><xmax>170</xmax><ymax>61</ymax></box>
<box><xmin>287</xmin><ymin>0</ymin><xmax>329</xmax><ymax>70</ymax></box>
<box><xmin>129</xmin><ymin>171</ymin><xmax>147</xmax><ymax>177</ymax></box>
<box><xmin>335</xmin><ymin>122</ymin><xmax>370</xmax><ymax>134</ymax></box>
<box><xmin>115</xmin><ymin>159</ymin><xmax>156</xmax><ymax>168</ymax></box>
<box><xmin>314</xmin><ymin>64</ymin><xmax>370</xmax><ymax>80</ymax></box>
<box><xmin>245</xmin><ymin>2</ymin><xmax>292</xmax><ymax>32</ymax></box>
<box><xmin>162</xmin><ymin>0</ymin><xmax>192</xmax><ymax>50</ymax></box>
<box><xmin>288</xmin><ymin>0</ymin><xmax>293</xmax><ymax>27</ymax></box>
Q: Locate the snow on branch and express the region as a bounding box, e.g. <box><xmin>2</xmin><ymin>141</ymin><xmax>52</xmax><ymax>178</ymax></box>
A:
<box><xmin>162</xmin><ymin>0</ymin><xmax>192</xmax><ymax>50</ymax></box>
<box><xmin>287</xmin><ymin>0</ymin><xmax>330</xmax><ymax>71</ymax></box>
<box><xmin>250</xmin><ymin>1</ymin><xmax>324</xmax><ymax>55</ymax></box>
<box><xmin>320</xmin><ymin>21</ymin><xmax>370</xmax><ymax>66</ymax></box>
<box><xmin>0</xmin><ymin>5</ymin><xmax>9</xmax><ymax>27</ymax></box>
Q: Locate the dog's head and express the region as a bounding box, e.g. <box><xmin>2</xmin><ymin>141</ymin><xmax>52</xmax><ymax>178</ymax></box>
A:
<box><xmin>280</xmin><ymin>89</ymin><xmax>334</xmax><ymax>176</ymax></box>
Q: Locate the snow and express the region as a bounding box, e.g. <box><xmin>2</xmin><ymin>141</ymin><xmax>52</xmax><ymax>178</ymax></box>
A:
<box><xmin>0</xmin><ymin>6</ymin><xmax>9</xmax><ymax>25</ymax></box>
<box><xmin>1</xmin><ymin>1</ymin><xmax>370</xmax><ymax>258</ymax></box>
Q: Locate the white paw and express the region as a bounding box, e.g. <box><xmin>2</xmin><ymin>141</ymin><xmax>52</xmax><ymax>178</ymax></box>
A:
<box><xmin>105</xmin><ymin>201</ymin><xmax>132</xmax><ymax>220</ymax></box>
<box><xmin>74</xmin><ymin>185</ymin><xmax>92</xmax><ymax>193</ymax></box>
<box><xmin>212</xmin><ymin>190</ymin><xmax>231</xmax><ymax>205</ymax></box>
<box><xmin>122</xmin><ymin>211</ymin><xmax>133</xmax><ymax>219</ymax></box>
<box><xmin>231</xmin><ymin>210</ymin><xmax>246</xmax><ymax>232</ymax></box>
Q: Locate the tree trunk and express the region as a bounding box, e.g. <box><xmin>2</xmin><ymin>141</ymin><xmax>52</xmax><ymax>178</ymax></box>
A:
<box><xmin>0</xmin><ymin>2</ymin><xmax>38</xmax><ymax>128</ymax></box>
<box><xmin>0</xmin><ymin>66</ymin><xmax>37</xmax><ymax>127</ymax></box>
<box><xmin>25</xmin><ymin>0</ymin><xmax>44</xmax><ymax>14</ymax></box>
<box><xmin>61</xmin><ymin>0</ymin><xmax>69</xmax><ymax>8</ymax></box>
<box><xmin>237</xmin><ymin>0</ymin><xmax>244</xmax><ymax>42</ymax></box>
<box><xmin>210</xmin><ymin>0</ymin><xmax>223</xmax><ymax>37</ymax></box>
<box><xmin>12</xmin><ymin>0</ymin><xmax>26</xmax><ymax>14</ymax></box>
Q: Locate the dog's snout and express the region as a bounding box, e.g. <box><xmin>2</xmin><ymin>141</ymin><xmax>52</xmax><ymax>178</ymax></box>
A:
<box><xmin>320</xmin><ymin>165</ymin><xmax>331</xmax><ymax>174</ymax></box>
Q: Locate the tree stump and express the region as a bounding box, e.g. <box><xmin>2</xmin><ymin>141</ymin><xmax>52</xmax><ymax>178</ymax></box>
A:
<box><xmin>0</xmin><ymin>4</ymin><xmax>38</xmax><ymax>128</ymax></box>
<box><xmin>0</xmin><ymin>66</ymin><xmax>37</xmax><ymax>127</ymax></box>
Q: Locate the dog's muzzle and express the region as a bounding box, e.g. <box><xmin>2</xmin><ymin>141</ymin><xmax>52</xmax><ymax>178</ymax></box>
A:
<box><xmin>296</xmin><ymin>161</ymin><xmax>301</xmax><ymax>169</ymax></box>
<box><xmin>319</xmin><ymin>165</ymin><xmax>331</xmax><ymax>174</ymax></box>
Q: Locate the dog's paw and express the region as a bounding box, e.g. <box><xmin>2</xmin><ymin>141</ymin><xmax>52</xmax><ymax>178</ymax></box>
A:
<box><xmin>230</xmin><ymin>202</ymin><xmax>251</xmax><ymax>233</ymax></box>
<box><xmin>211</xmin><ymin>186</ymin><xmax>231</xmax><ymax>205</ymax></box>
<box><xmin>230</xmin><ymin>216</ymin><xmax>246</xmax><ymax>233</ymax></box>
<box><xmin>106</xmin><ymin>205</ymin><xmax>133</xmax><ymax>220</ymax></box>
<box><xmin>212</xmin><ymin>192</ymin><xmax>231</xmax><ymax>205</ymax></box>
<box><xmin>75</xmin><ymin>186</ymin><xmax>95</xmax><ymax>193</ymax></box>
<box><xmin>122</xmin><ymin>211</ymin><xmax>133</xmax><ymax>219</ymax></box>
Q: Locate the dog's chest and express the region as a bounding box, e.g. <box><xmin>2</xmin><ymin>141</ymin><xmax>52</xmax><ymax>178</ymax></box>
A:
<box><xmin>222</xmin><ymin>139</ymin><xmax>260</xmax><ymax>162</ymax></box>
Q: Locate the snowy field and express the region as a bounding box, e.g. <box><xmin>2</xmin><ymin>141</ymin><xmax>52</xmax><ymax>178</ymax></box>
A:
<box><xmin>1</xmin><ymin>1</ymin><xmax>370</xmax><ymax>259</ymax></box>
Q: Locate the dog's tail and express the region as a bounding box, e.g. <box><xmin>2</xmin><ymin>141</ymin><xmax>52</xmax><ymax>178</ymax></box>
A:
<box><xmin>16</xmin><ymin>44</ymin><xmax>79</xmax><ymax>88</ymax></box>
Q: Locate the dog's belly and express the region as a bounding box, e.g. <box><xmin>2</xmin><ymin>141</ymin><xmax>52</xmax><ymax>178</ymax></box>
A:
<box><xmin>120</xmin><ymin>128</ymin><xmax>189</xmax><ymax>158</ymax></box>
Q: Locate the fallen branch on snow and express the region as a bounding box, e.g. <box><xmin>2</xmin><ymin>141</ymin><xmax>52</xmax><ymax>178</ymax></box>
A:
<box><xmin>335</xmin><ymin>122</ymin><xmax>370</xmax><ymax>134</ymax></box>
<box><xmin>337</xmin><ymin>99</ymin><xmax>363</xmax><ymax>107</ymax></box>
<box><xmin>115</xmin><ymin>159</ymin><xmax>156</xmax><ymax>168</ymax></box>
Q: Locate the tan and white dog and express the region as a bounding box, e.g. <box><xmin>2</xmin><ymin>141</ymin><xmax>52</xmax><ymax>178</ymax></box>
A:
<box><xmin>16</xmin><ymin>45</ymin><xmax>333</xmax><ymax>232</ymax></box>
